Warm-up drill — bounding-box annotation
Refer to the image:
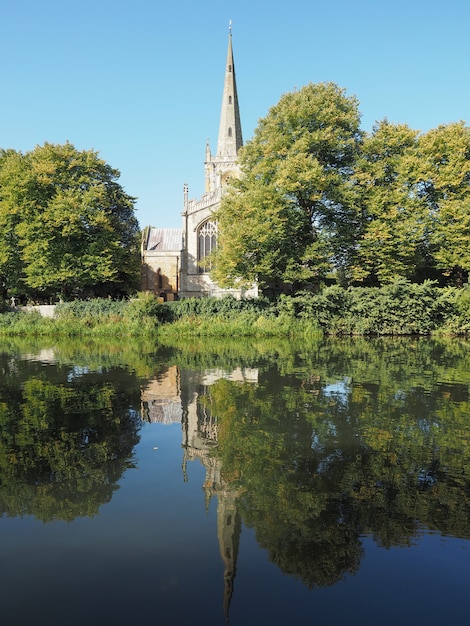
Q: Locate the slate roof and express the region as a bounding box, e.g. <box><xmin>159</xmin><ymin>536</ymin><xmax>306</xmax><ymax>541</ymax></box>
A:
<box><xmin>145</xmin><ymin>227</ymin><xmax>183</xmax><ymax>252</ymax></box>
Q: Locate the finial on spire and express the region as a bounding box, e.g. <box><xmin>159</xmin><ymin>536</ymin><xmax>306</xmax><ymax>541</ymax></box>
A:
<box><xmin>229</xmin><ymin>19</ymin><xmax>232</xmax><ymax>33</ymax></box>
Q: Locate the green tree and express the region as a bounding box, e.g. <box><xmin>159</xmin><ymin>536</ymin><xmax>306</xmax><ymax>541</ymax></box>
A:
<box><xmin>0</xmin><ymin>149</ymin><xmax>30</xmax><ymax>298</ymax></box>
<box><xmin>354</xmin><ymin>120</ymin><xmax>470</xmax><ymax>286</ymax></box>
<box><xmin>0</xmin><ymin>142</ymin><xmax>141</xmax><ymax>300</ymax></box>
<box><xmin>414</xmin><ymin>122</ymin><xmax>470</xmax><ymax>285</ymax></box>
<box><xmin>213</xmin><ymin>83</ymin><xmax>363</xmax><ymax>292</ymax></box>
<box><xmin>352</xmin><ymin>119</ymin><xmax>424</xmax><ymax>283</ymax></box>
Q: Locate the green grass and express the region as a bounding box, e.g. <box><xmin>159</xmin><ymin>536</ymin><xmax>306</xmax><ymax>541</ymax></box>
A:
<box><xmin>161</xmin><ymin>311</ymin><xmax>321</xmax><ymax>338</ymax></box>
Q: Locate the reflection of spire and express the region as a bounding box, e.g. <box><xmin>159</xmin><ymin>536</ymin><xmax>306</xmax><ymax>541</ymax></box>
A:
<box><xmin>181</xmin><ymin>377</ymin><xmax>242</xmax><ymax>623</ymax></box>
<box><xmin>218</xmin><ymin>487</ymin><xmax>241</xmax><ymax>622</ymax></box>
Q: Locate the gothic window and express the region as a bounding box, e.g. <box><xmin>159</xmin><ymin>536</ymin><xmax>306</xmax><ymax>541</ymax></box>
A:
<box><xmin>198</xmin><ymin>220</ymin><xmax>217</xmax><ymax>273</ymax></box>
<box><xmin>228</xmin><ymin>127</ymin><xmax>232</xmax><ymax>137</ymax></box>
<box><xmin>229</xmin><ymin>95</ymin><xmax>232</xmax><ymax>104</ymax></box>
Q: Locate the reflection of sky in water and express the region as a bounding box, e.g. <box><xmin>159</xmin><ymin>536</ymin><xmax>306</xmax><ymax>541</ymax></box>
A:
<box><xmin>67</xmin><ymin>365</ymin><xmax>102</xmax><ymax>381</ymax></box>
<box><xmin>323</xmin><ymin>377</ymin><xmax>352</xmax><ymax>399</ymax></box>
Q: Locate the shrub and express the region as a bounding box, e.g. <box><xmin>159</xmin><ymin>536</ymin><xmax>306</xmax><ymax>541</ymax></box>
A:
<box><xmin>163</xmin><ymin>295</ymin><xmax>272</xmax><ymax>321</ymax></box>
<box><xmin>56</xmin><ymin>298</ymin><xmax>127</xmax><ymax>320</ymax></box>
<box><xmin>348</xmin><ymin>280</ymin><xmax>449</xmax><ymax>335</ymax></box>
<box><xmin>272</xmin><ymin>280</ymin><xmax>459</xmax><ymax>336</ymax></box>
<box><xmin>125</xmin><ymin>292</ymin><xmax>163</xmax><ymax>322</ymax></box>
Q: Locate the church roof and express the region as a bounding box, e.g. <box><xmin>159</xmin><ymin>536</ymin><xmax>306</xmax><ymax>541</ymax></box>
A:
<box><xmin>145</xmin><ymin>227</ymin><xmax>183</xmax><ymax>252</ymax></box>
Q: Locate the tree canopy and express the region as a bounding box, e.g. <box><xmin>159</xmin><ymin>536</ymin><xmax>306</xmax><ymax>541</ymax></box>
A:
<box><xmin>213</xmin><ymin>83</ymin><xmax>470</xmax><ymax>291</ymax></box>
<box><xmin>0</xmin><ymin>142</ymin><xmax>141</xmax><ymax>301</ymax></box>
<box><xmin>213</xmin><ymin>82</ymin><xmax>363</xmax><ymax>292</ymax></box>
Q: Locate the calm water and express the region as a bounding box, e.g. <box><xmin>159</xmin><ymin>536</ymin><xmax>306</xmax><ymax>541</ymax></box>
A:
<box><xmin>1</xmin><ymin>336</ymin><xmax>470</xmax><ymax>626</ymax></box>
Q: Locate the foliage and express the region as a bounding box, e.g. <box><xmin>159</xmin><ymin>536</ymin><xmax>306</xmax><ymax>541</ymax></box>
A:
<box><xmin>0</xmin><ymin>142</ymin><xmax>141</xmax><ymax>301</ymax></box>
<box><xmin>0</xmin><ymin>298</ymin><xmax>159</xmax><ymax>337</ymax></box>
<box><xmin>353</xmin><ymin>121</ymin><xmax>470</xmax><ymax>285</ymax></box>
<box><xmin>164</xmin><ymin>294</ymin><xmax>273</xmax><ymax>320</ymax></box>
<box><xmin>417</xmin><ymin>122</ymin><xmax>470</xmax><ymax>282</ymax></box>
<box><xmin>213</xmin><ymin>83</ymin><xmax>363</xmax><ymax>291</ymax></box>
<box><xmin>56</xmin><ymin>297</ymin><xmax>128</xmax><ymax>319</ymax></box>
<box><xmin>352</xmin><ymin>120</ymin><xmax>424</xmax><ymax>283</ymax></box>
<box><xmin>0</xmin><ymin>282</ymin><xmax>470</xmax><ymax>338</ymax></box>
<box><xmin>272</xmin><ymin>280</ymin><xmax>457</xmax><ymax>335</ymax></box>
<box><xmin>210</xmin><ymin>83</ymin><xmax>470</xmax><ymax>290</ymax></box>
<box><xmin>159</xmin><ymin>295</ymin><xmax>320</xmax><ymax>338</ymax></box>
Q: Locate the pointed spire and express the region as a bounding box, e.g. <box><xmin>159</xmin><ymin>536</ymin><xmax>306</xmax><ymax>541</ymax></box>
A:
<box><xmin>204</xmin><ymin>139</ymin><xmax>213</xmax><ymax>192</ymax></box>
<box><xmin>216</xmin><ymin>24</ymin><xmax>243</xmax><ymax>159</ymax></box>
<box><xmin>205</xmin><ymin>138</ymin><xmax>212</xmax><ymax>162</ymax></box>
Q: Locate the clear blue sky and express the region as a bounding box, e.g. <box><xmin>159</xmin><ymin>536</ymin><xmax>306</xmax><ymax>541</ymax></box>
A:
<box><xmin>1</xmin><ymin>0</ymin><xmax>469</xmax><ymax>229</ymax></box>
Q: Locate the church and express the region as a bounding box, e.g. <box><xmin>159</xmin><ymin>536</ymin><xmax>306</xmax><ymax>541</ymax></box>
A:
<box><xmin>141</xmin><ymin>29</ymin><xmax>257</xmax><ymax>300</ymax></box>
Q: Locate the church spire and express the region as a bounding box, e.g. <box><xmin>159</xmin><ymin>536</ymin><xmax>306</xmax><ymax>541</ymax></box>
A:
<box><xmin>216</xmin><ymin>23</ymin><xmax>243</xmax><ymax>159</ymax></box>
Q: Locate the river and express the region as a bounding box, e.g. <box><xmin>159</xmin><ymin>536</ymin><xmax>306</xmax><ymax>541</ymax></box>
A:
<box><xmin>1</xmin><ymin>335</ymin><xmax>469</xmax><ymax>625</ymax></box>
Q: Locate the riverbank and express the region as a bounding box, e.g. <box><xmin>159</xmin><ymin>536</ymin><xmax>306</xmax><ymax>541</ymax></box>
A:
<box><xmin>1</xmin><ymin>281</ymin><xmax>469</xmax><ymax>337</ymax></box>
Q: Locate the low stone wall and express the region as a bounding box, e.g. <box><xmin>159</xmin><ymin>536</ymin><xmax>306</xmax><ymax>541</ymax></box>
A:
<box><xmin>21</xmin><ymin>305</ymin><xmax>57</xmax><ymax>318</ymax></box>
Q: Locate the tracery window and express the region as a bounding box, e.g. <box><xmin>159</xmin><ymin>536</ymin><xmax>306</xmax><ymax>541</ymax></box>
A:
<box><xmin>198</xmin><ymin>220</ymin><xmax>217</xmax><ymax>273</ymax></box>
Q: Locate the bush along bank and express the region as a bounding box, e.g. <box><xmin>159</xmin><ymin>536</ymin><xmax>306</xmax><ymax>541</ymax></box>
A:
<box><xmin>158</xmin><ymin>280</ymin><xmax>470</xmax><ymax>337</ymax></box>
<box><xmin>274</xmin><ymin>280</ymin><xmax>467</xmax><ymax>336</ymax></box>
<box><xmin>0</xmin><ymin>280</ymin><xmax>470</xmax><ymax>337</ymax></box>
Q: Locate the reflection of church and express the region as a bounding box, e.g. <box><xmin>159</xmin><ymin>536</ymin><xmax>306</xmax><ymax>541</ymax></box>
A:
<box><xmin>141</xmin><ymin>28</ymin><xmax>257</xmax><ymax>300</ymax></box>
<box><xmin>141</xmin><ymin>366</ymin><xmax>258</xmax><ymax>619</ymax></box>
<box><xmin>140</xmin><ymin>366</ymin><xmax>182</xmax><ymax>423</ymax></box>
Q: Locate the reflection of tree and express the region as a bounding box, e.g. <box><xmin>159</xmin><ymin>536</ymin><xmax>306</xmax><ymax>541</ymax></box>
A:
<box><xmin>0</xmin><ymin>355</ymin><xmax>141</xmax><ymax>522</ymax></box>
<box><xmin>204</xmin><ymin>337</ymin><xmax>470</xmax><ymax>588</ymax></box>
<box><xmin>207</xmin><ymin>379</ymin><xmax>363</xmax><ymax>588</ymax></box>
<box><xmin>0</xmin><ymin>335</ymin><xmax>164</xmax><ymax>379</ymax></box>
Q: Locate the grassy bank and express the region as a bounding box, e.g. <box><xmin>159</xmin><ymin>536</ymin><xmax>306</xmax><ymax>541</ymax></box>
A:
<box><xmin>0</xmin><ymin>280</ymin><xmax>469</xmax><ymax>338</ymax></box>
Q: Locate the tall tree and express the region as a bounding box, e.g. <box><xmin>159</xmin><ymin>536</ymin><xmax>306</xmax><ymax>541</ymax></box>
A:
<box><xmin>415</xmin><ymin>122</ymin><xmax>470</xmax><ymax>285</ymax></box>
<box><xmin>352</xmin><ymin>120</ymin><xmax>424</xmax><ymax>283</ymax></box>
<box><xmin>0</xmin><ymin>149</ymin><xmax>30</xmax><ymax>298</ymax></box>
<box><xmin>212</xmin><ymin>83</ymin><xmax>363</xmax><ymax>292</ymax></box>
<box><xmin>0</xmin><ymin>142</ymin><xmax>141</xmax><ymax>300</ymax></box>
<box><xmin>353</xmin><ymin>120</ymin><xmax>470</xmax><ymax>286</ymax></box>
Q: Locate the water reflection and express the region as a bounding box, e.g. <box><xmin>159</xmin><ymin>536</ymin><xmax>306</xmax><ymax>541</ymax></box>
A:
<box><xmin>141</xmin><ymin>365</ymin><xmax>257</xmax><ymax>618</ymax></box>
<box><xmin>142</xmin><ymin>338</ymin><xmax>470</xmax><ymax>610</ymax></box>
<box><xmin>198</xmin><ymin>344</ymin><xmax>470</xmax><ymax>591</ymax></box>
<box><xmin>0</xmin><ymin>347</ymin><xmax>142</xmax><ymax>521</ymax></box>
<box><xmin>1</xmin><ymin>337</ymin><xmax>470</xmax><ymax>624</ymax></box>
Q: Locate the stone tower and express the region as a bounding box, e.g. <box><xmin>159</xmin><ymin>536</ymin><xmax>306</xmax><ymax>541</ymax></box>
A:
<box><xmin>180</xmin><ymin>26</ymin><xmax>256</xmax><ymax>299</ymax></box>
<box><xmin>205</xmin><ymin>24</ymin><xmax>243</xmax><ymax>193</ymax></box>
<box><xmin>142</xmin><ymin>26</ymin><xmax>257</xmax><ymax>299</ymax></box>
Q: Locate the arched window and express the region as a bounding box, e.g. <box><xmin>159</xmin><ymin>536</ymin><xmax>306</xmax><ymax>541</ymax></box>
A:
<box><xmin>228</xmin><ymin>95</ymin><xmax>232</xmax><ymax>104</ymax></box>
<box><xmin>198</xmin><ymin>220</ymin><xmax>217</xmax><ymax>273</ymax></box>
<box><xmin>228</xmin><ymin>127</ymin><xmax>232</xmax><ymax>137</ymax></box>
